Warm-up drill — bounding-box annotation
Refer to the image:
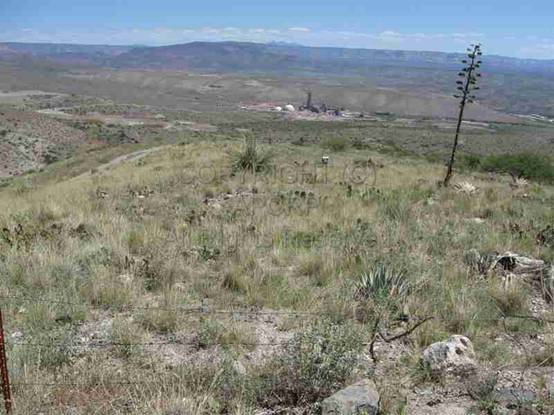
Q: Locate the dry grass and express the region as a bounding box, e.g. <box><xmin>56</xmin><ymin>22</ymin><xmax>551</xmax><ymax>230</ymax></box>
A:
<box><xmin>1</xmin><ymin>139</ymin><xmax>553</xmax><ymax>413</ymax></box>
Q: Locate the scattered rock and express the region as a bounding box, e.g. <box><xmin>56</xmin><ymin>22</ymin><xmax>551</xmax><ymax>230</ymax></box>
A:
<box><xmin>321</xmin><ymin>379</ymin><xmax>379</xmax><ymax>415</ymax></box>
<box><xmin>497</xmin><ymin>387</ymin><xmax>536</xmax><ymax>408</ymax></box>
<box><xmin>422</xmin><ymin>335</ymin><xmax>477</xmax><ymax>375</ymax></box>
<box><xmin>117</xmin><ymin>273</ymin><xmax>134</xmax><ymax>285</ymax></box>
<box><xmin>465</xmin><ymin>251</ymin><xmax>554</xmax><ymax>300</ymax></box>
<box><xmin>284</xmin><ymin>104</ymin><xmax>296</xmax><ymax>112</ymax></box>
<box><xmin>491</xmin><ymin>252</ymin><xmax>554</xmax><ymax>301</ymax></box>
<box><xmin>11</xmin><ymin>330</ymin><xmax>23</xmax><ymax>339</ymax></box>
<box><xmin>409</xmin><ymin>403</ymin><xmax>470</xmax><ymax>415</ymax></box>
<box><xmin>492</xmin><ymin>252</ymin><xmax>549</xmax><ymax>277</ymax></box>
<box><xmin>95</xmin><ymin>187</ymin><xmax>109</xmax><ymax>199</ymax></box>
<box><xmin>203</xmin><ymin>188</ymin><xmax>258</xmax><ymax>207</ymax></box>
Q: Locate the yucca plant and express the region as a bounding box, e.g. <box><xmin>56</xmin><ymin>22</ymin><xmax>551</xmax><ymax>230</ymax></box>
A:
<box><xmin>444</xmin><ymin>44</ymin><xmax>483</xmax><ymax>187</ymax></box>
<box><xmin>232</xmin><ymin>136</ymin><xmax>273</xmax><ymax>173</ymax></box>
<box><xmin>355</xmin><ymin>264</ymin><xmax>410</xmax><ymax>302</ymax></box>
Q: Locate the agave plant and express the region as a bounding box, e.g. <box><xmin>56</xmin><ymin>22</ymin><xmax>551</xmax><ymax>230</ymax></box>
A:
<box><xmin>509</xmin><ymin>174</ymin><xmax>529</xmax><ymax>189</ymax></box>
<box><xmin>454</xmin><ymin>181</ymin><xmax>479</xmax><ymax>195</ymax></box>
<box><xmin>232</xmin><ymin>137</ymin><xmax>274</xmax><ymax>173</ymax></box>
<box><xmin>355</xmin><ymin>264</ymin><xmax>410</xmax><ymax>302</ymax></box>
<box><xmin>444</xmin><ymin>44</ymin><xmax>483</xmax><ymax>187</ymax></box>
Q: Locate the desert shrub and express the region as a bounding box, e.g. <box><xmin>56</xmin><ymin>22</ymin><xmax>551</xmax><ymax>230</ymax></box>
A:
<box><xmin>468</xmin><ymin>375</ymin><xmax>500</xmax><ymax>414</ymax></box>
<box><xmin>197</xmin><ymin>318</ymin><xmax>255</xmax><ymax>349</ymax></box>
<box><xmin>126</xmin><ymin>228</ymin><xmax>145</xmax><ymax>254</ymax></box>
<box><xmin>482</xmin><ymin>153</ymin><xmax>554</xmax><ymax>182</ymax></box>
<box><xmin>376</xmin><ymin>189</ymin><xmax>413</xmax><ymax>222</ymax></box>
<box><xmin>487</xmin><ymin>280</ymin><xmax>530</xmax><ymax>316</ymax></box>
<box><xmin>280</xmin><ymin>230</ymin><xmax>320</xmax><ymax>250</ymax></box>
<box><xmin>197</xmin><ymin>318</ymin><xmax>226</xmax><ymax>348</ymax></box>
<box><xmin>350</xmin><ymin>137</ymin><xmax>370</xmax><ymax>149</ymax></box>
<box><xmin>22</xmin><ymin>326</ymin><xmax>78</xmax><ymax>369</ymax></box>
<box><xmin>43</xmin><ymin>151</ymin><xmax>60</xmax><ymax>164</ymax></box>
<box><xmin>110</xmin><ymin>318</ymin><xmax>144</xmax><ymax>358</ymax></box>
<box><xmin>321</xmin><ymin>136</ymin><xmax>348</xmax><ymax>152</ymax></box>
<box><xmin>527</xmin><ymin>341</ymin><xmax>554</xmax><ymax>366</ymax></box>
<box><xmin>258</xmin><ymin>320</ymin><xmax>363</xmax><ymax>407</ymax></box>
<box><xmin>176</xmin><ymin>358</ymin><xmax>252</xmax><ymax>413</ymax></box>
<box><xmin>231</xmin><ymin>138</ymin><xmax>273</xmax><ymax>173</ymax></box>
<box><xmin>466</xmin><ymin>153</ymin><xmax>553</xmax><ymax>183</ymax></box>
<box><xmin>459</xmin><ymin>154</ymin><xmax>483</xmax><ymax>169</ymax></box>
<box><xmin>76</xmin><ymin>243</ymin><xmax>112</xmax><ymax>276</ymax></box>
<box><xmin>222</xmin><ymin>265</ymin><xmax>249</xmax><ymax>293</ymax></box>
<box><xmin>457</xmin><ymin>153</ymin><xmax>554</xmax><ymax>182</ymax></box>
<box><xmin>137</xmin><ymin>308</ymin><xmax>179</xmax><ymax>334</ymax></box>
<box><xmin>297</xmin><ymin>254</ymin><xmax>324</xmax><ymax>278</ymax></box>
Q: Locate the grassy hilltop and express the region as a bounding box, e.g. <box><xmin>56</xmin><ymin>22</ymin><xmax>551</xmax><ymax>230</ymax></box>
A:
<box><xmin>1</xmin><ymin>125</ymin><xmax>553</xmax><ymax>412</ymax></box>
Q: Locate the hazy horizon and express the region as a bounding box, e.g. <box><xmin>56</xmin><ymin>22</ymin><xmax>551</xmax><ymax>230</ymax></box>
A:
<box><xmin>2</xmin><ymin>0</ymin><xmax>554</xmax><ymax>59</ymax></box>
<box><xmin>4</xmin><ymin>39</ymin><xmax>554</xmax><ymax>62</ymax></box>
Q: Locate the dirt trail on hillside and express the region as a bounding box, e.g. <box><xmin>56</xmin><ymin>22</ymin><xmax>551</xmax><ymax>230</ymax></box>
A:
<box><xmin>72</xmin><ymin>145</ymin><xmax>171</xmax><ymax>181</ymax></box>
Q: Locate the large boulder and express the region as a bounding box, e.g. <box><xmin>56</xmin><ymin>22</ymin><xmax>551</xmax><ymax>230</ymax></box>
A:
<box><xmin>321</xmin><ymin>379</ymin><xmax>379</xmax><ymax>415</ymax></box>
<box><xmin>465</xmin><ymin>250</ymin><xmax>554</xmax><ymax>301</ymax></box>
<box><xmin>422</xmin><ymin>335</ymin><xmax>476</xmax><ymax>375</ymax></box>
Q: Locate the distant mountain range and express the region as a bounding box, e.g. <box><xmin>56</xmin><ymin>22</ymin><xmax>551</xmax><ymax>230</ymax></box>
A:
<box><xmin>1</xmin><ymin>41</ymin><xmax>554</xmax><ymax>116</ymax></box>
<box><xmin>2</xmin><ymin>41</ymin><xmax>554</xmax><ymax>74</ymax></box>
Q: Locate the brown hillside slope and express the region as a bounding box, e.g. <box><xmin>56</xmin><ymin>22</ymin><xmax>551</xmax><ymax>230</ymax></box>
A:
<box><xmin>0</xmin><ymin>110</ymin><xmax>89</xmax><ymax>177</ymax></box>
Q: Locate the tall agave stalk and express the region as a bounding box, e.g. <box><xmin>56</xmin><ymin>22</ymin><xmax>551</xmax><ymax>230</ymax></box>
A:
<box><xmin>443</xmin><ymin>44</ymin><xmax>483</xmax><ymax>187</ymax></box>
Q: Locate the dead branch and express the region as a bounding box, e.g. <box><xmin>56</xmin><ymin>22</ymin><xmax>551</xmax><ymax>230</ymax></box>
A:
<box><xmin>379</xmin><ymin>316</ymin><xmax>434</xmax><ymax>343</ymax></box>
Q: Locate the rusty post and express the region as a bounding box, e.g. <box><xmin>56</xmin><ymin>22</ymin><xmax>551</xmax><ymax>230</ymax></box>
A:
<box><xmin>0</xmin><ymin>309</ymin><xmax>12</xmax><ymax>414</ymax></box>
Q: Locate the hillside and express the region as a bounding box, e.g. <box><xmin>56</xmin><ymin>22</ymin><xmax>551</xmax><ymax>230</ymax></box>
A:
<box><xmin>0</xmin><ymin>42</ymin><xmax>132</xmax><ymax>66</ymax></box>
<box><xmin>1</xmin><ymin>136</ymin><xmax>553</xmax><ymax>413</ymax></box>
<box><xmin>0</xmin><ymin>48</ymin><xmax>553</xmax><ymax>413</ymax></box>
<box><xmin>0</xmin><ymin>107</ymin><xmax>91</xmax><ymax>176</ymax></box>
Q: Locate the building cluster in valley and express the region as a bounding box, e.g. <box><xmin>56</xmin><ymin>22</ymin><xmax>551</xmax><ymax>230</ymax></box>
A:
<box><xmin>243</xmin><ymin>91</ymin><xmax>367</xmax><ymax>121</ymax></box>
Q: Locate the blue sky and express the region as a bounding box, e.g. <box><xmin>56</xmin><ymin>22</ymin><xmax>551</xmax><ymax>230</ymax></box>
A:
<box><xmin>1</xmin><ymin>0</ymin><xmax>554</xmax><ymax>58</ymax></box>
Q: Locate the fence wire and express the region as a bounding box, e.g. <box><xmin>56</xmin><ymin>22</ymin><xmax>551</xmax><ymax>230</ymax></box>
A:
<box><xmin>1</xmin><ymin>293</ymin><xmax>554</xmax><ymax>396</ymax></box>
<box><xmin>2</xmin><ymin>294</ymin><xmax>553</xmax><ymax>322</ymax></box>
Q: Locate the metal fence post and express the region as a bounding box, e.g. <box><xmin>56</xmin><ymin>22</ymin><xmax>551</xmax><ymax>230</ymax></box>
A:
<box><xmin>0</xmin><ymin>309</ymin><xmax>12</xmax><ymax>414</ymax></box>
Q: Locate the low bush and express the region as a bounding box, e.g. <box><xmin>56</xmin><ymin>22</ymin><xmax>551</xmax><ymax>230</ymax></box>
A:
<box><xmin>321</xmin><ymin>136</ymin><xmax>349</xmax><ymax>152</ymax></box>
<box><xmin>459</xmin><ymin>153</ymin><xmax>554</xmax><ymax>183</ymax></box>
<box><xmin>482</xmin><ymin>153</ymin><xmax>554</xmax><ymax>182</ymax></box>
<box><xmin>258</xmin><ymin>320</ymin><xmax>363</xmax><ymax>407</ymax></box>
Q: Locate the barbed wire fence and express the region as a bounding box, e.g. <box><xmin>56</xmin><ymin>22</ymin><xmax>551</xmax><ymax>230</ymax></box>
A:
<box><xmin>1</xmin><ymin>293</ymin><xmax>554</xmax><ymax>413</ymax></box>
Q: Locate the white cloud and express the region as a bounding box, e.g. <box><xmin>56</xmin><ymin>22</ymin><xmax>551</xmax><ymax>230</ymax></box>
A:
<box><xmin>517</xmin><ymin>39</ymin><xmax>554</xmax><ymax>59</ymax></box>
<box><xmin>288</xmin><ymin>27</ymin><xmax>311</xmax><ymax>33</ymax></box>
